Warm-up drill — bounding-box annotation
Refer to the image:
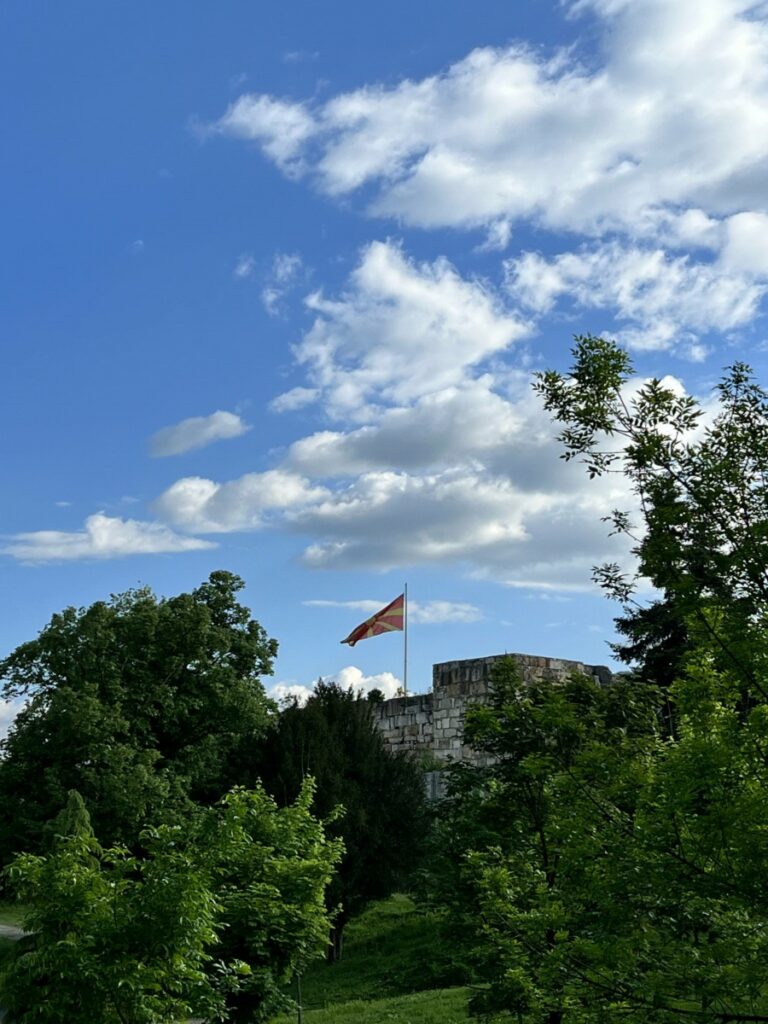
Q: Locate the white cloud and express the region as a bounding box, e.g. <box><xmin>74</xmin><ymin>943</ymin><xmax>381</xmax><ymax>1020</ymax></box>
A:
<box><xmin>262</xmin><ymin>252</ymin><xmax>304</xmax><ymax>315</ymax></box>
<box><xmin>211</xmin><ymin>1</ymin><xmax>768</xmax><ymax>244</ymax></box>
<box><xmin>272</xmin><ymin>240</ymin><xmax>526</xmax><ymax>420</ymax></box>
<box><xmin>304</xmin><ymin>598</ymin><xmax>483</xmax><ymax>624</ymax></box>
<box><xmin>0</xmin><ymin>699</ymin><xmax>24</xmax><ymax>742</ymax></box>
<box><xmin>334</xmin><ymin>665</ymin><xmax>401</xmax><ymax>697</ymax></box>
<box><xmin>150</xmin><ymin>241</ymin><xmax>636</xmax><ymax>589</ymax></box>
<box><xmin>149</xmin><ymin>411</ymin><xmax>251</xmax><ymax>457</ymax></box>
<box><xmin>270</xmin><ymin>386</ymin><xmax>319</xmax><ymax>413</ymax></box>
<box><xmin>233</xmin><ymin>253</ymin><xmax>255</xmax><ymax>279</ymax></box>
<box><xmin>273</xmin><ymin>252</ymin><xmax>303</xmax><ymax>282</ymax></box>
<box><xmin>2</xmin><ymin>514</ymin><xmax>216</xmax><ymax>563</ymax></box>
<box><xmin>268</xmin><ymin>682</ymin><xmax>317</xmax><ymax>705</ymax></box>
<box><xmin>154</xmin><ymin>469</ymin><xmax>328</xmax><ymax>533</ymax></box>
<box><xmin>282</xmin><ymin>50</ymin><xmax>319</xmax><ymax>64</ymax></box>
<box><xmin>267</xmin><ymin>665</ymin><xmax>402</xmax><ymax>705</ymax></box>
<box><xmin>505</xmin><ymin>242</ymin><xmax>764</xmax><ymax>354</ymax></box>
<box><xmin>287</xmin><ymin>383</ymin><xmax>519</xmax><ymax>475</ymax></box>
<box><xmin>179</xmin><ymin>3</ymin><xmax>768</xmax><ymax>596</ymax></box>
<box><xmin>721</xmin><ymin>211</ymin><xmax>768</xmax><ymax>275</ymax></box>
<box><xmin>210</xmin><ymin>93</ymin><xmax>317</xmax><ymax>173</ymax></box>
<box><xmin>411</xmin><ymin>600</ymin><xmax>482</xmax><ymax>625</ymax></box>
<box><xmin>290</xmin><ymin>465</ymin><xmax>631</xmax><ymax>589</ymax></box>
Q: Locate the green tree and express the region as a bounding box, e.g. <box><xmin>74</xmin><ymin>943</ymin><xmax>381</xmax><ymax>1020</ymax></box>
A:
<box><xmin>1</xmin><ymin>797</ymin><xmax>227</xmax><ymax>1023</ymax></box>
<box><xmin>427</xmin><ymin>659</ymin><xmax>660</xmax><ymax>1022</ymax></box>
<box><xmin>254</xmin><ymin>681</ymin><xmax>428</xmax><ymax>961</ymax></box>
<box><xmin>0</xmin><ymin>571</ymin><xmax>277</xmax><ymax>861</ymax></box>
<box><xmin>1</xmin><ymin>781</ymin><xmax>340</xmax><ymax>1024</ymax></box>
<box><xmin>434</xmin><ymin>658</ymin><xmax>768</xmax><ymax>1023</ymax></box>
<box><xmin>200</xmin><ymin>781</ymin><xmax>343</xmax><ymax>1022</ymax></box>
<box><xmin>534</xmin><ymin>336</ymin><xmax>768</xmax><ymax>692</ymax></box>
<box><xmin>431</xmin><ymin>341</ymin><xmax>768</xmax><ymax>1023</ymax></box>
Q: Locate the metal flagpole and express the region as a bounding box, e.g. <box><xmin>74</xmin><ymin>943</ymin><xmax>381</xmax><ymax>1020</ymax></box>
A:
<box><xmin>403</xmin><ymin>583</ymin><xmax>408</xmax><ymax>701</ymax></box>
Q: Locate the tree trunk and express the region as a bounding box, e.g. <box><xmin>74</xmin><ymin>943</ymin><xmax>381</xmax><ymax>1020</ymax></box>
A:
<box><xmin>327</xmin><ymin>923</ymin><xmax>345</xmax><ymax>963</ymax></box>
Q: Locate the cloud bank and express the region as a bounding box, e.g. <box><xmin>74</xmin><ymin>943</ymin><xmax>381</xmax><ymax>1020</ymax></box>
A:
<box><xmin>2</xmin><ymin>514</ymin><xmax>216</xmax><ymax>563</ymax></box>
<box><xmin>212</xmin><ymin>0</ymin><xmax>768</xmax><ymax>242</ymax></box>
<box><xmin>268</xmin><ymin>665</ymin><xmax>402</xmax><ymax>705</ymax></box>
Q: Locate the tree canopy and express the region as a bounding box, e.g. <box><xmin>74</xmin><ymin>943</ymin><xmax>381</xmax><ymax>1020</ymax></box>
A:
<box><xmin>420</xmin><ymin>340</ymin><xmax>768</xmax><ymax>1023</ymax></box>
<box><xmin>1</xmin><ymin>782</ymin><xmax>341</xmax><ymax>1024</ymax></box>
<box><xmin>253</xmin><ymin>680</ymin><xmax>429</xmax><ymax>960</ymax></box>
<box><xmin>534</xmin><ymin>335</ymin><xmax>768</xmax><ymax>692</ymax></box>
<box><xmin>0</xmin><ymin>571</ymin><xmax>277</xmax><ymax>861</ymax></box>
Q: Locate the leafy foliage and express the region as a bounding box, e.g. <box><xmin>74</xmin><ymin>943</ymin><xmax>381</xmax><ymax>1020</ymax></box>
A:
<box><xmin>1</xmin><ymin>798</ymin><xmax>225</xmax><ymax>1023</ymax></box>
<box><xmin>534</xmin><ymin>336</ymin><xmax>768</xmax><ymax>692</ymax></box>
<box><xmin>0</xmin><ymin>571</ymin><xmax>277</xmax><ymax>861</ymax></box>
<box><xmin>201</xmin><ymin>781</ymin><xmax>343</xmax><ymax>1022</ymax></box>
<box><xmin>422</xmin><ymin>341</ymin><xmax>768</xmax><ymax>1022</ymax></box>
<box><xmin>1</xmin><ymin>782</ymin><xmax>341</xmax><ymax>1024</ymax></box>
<box><xmin>432</xmin><ymin>658</ymin><xmax>768</xmax><ymax>1022</ymax></box>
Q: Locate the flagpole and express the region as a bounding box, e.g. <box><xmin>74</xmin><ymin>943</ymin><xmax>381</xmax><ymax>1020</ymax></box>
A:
<box><xmin>403</xmin><ymin>582</ymin><xmax>408</xmax><ymax>702</ymax></box>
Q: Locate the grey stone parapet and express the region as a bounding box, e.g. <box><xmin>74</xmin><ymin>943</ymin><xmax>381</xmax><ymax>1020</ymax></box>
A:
<box><xmin>372</xmin><ymin>652</ymin><xmax>612</xmax><ymax>766</ymax></box>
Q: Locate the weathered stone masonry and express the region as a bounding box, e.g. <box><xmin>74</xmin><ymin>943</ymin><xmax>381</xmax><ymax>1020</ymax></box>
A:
<box><xmin>372</xmin><ymin>652</ymin><xmax>612</xmax><ymax>766</ymax></box>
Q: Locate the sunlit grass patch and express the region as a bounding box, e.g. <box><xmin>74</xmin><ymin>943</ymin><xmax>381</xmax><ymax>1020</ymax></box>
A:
<box><xmin>272</xmin><ymin>985</ymin><xmax>473</xmax><ymax>1024</ymax></box>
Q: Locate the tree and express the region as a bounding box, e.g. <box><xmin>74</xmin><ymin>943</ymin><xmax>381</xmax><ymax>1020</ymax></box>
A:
<box><xmin>2</xmin><ymin>793</ymin><xmax>228</xmax><ymax>1024</ymax></box>
<box><xmin>431</xmin><ymin>657</ymin><xmax>768</xmax><ymax>1023</ymax></box>
<box><xmin>426</xmin><ymin>659</ymin><xmax>661</xmax><ymax>1023</ymax></box>
<box><xmin>1</xmin><ymin>781</ymin><xmax>341</xmax><ymax>1024</ymax></box>
<box><xmin>0</xmin><ymin>571</ymin><xmax>277</xmax><ymax>863</ymax></box>
<box><xmin>254</xmin><ymin>681</ymin><xmax>429</xmax><ymax>961</ymax></box>
<box><xmin>425</xmin><ymin>340</ymin><xmax>768</xmax><ymax>1023</ymax></box>
<box><xmin>534</xmin><ymin>336</ymin><xmax>768</xmax><ymax>692</ymax></box>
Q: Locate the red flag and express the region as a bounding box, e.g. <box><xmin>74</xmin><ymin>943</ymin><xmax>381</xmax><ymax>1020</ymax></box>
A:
<box><xmin>340</xmin><ymin>594</ymin><xmax>405</xmax><ymax>647</ymax></box>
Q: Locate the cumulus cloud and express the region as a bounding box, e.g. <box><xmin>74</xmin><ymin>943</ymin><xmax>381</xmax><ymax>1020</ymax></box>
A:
<box><xmin>2</xmin><ymin>514</ymin><xmax>216</xmax><ymax>563</ymax></box>
<box><xmin>210</xmin><ymin>0</ymin><xmax>768</xmax><ymax>240</ymax></box>
<box><xmin>150</xmin><ymin>241</ymin><xmax>636</xmax><ymax>589</ymax></box>
<box><xmin>268</xmin><ymin>665</ymin><xmax>402</xmax><ymax>705</ymax></box>
<box><xmin>305</xmin><ymin>598</ymin><xmax>483</xmax><ymax>624</ymax></box>
<box><xmin>209</xmin><ymin>94</ymin><xmax>316</xmax><ymax>173</ymax></box>
<box><xmin>159</xmin><ymin>2</ymin><xmax>767</xmax><ymax>595</ymax></box>
<box><xmin>721</xmin><ymin>212</ymin><xmax>768</xmax><ymax>275</ymax></box>
<box><xmin>290</xmin><ymin>466</ymin><xmax>630</xmax><ymax>588</ymax></box>
<box><xmin>149</xmin><ymin>411</ymin><xmax>251</xmax><ymax>457</ymax></box>
<box><xmin>290</xmin><ymin>464</ymin><xmax>630</xmax><ymax>585</ymax></box>
<box><xmin>272</xmin><ymin>240</ymin><xmax>526</xmax><ymax>420</ymax></box>
<box><xmin>154</xmin><ymin>398</ymin><xmax>632</xmax><ymax>588</ymax></box>
<box><xmin>154</xmin><ymin>469</ymin><xmax>328</xmax><ymax>533</ymax></box>
<box><xmin>287</xmin><ymin>383</ymin><xmax>519</xmax><ymax>475</ymax></box>
<box><xmin>270</xmin><ymin>386</ymin><xmax>319</xmax><ymax>413</ymax></box>
<box><xmin>505</xmin><ymin>243</ymin><xmax>764</xmax><ymax>355</ymax></box>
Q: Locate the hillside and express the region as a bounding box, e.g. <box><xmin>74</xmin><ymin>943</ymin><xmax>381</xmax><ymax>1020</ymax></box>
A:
<box><xmin>270</xmin><ymin>895</ymin><xmax>478</xmax><ymax>1024</ymax></box>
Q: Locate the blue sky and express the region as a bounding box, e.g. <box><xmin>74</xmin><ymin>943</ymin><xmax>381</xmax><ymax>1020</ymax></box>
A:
<box><xmin>3</xmin><ymin>0</ymin><xmax>768</xmax><ymax>718</ymax></box>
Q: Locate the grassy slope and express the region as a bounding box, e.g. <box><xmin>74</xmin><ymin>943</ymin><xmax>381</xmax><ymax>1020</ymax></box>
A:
<box><xmin>270</xmin><ymin>895</ymin><xmax>481</xmax><ymax>1024</ymax></box>
<box><xmin>276</xmin><ymin>986</ymin><xmax>473</xmax><ymax>1024</ymax></box>
<box><xmin>0</xmin><ymin>905</ymin><xmax>25</xmax><ymax>929</ymax></box>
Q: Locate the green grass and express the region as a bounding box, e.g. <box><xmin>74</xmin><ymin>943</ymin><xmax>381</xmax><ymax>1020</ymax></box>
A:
<box><xmin>287</xmin><ymin>894</ymin><xmax>466</xmax><ymax>1010</ymax></box>
<box><xmin>267</xmin><ymin>895</ymin><xmax>482</xmax><ymax>1024</ymax></box>
<box><xmin>272</xmin><ymin>985</ymin><xmax>473</xmax><ymax>1024</ymax></box>
<box><xmin>0</xmin><ymin>904</ymin><xmax>26</xmax><ymax>928</ymax></box>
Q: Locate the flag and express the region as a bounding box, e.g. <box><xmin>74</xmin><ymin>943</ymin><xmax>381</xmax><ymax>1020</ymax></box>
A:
<box><xmin>340</xmin><ymin>594</ymin><xmax>405</xmax><ymax>647</ymax></box>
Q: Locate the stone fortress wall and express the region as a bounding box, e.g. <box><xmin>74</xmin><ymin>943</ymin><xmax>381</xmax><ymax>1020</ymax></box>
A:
<box><xmin>372</xmin><ymin>653</ymin><xmax>613</xmax><ymax>766</ymax></box>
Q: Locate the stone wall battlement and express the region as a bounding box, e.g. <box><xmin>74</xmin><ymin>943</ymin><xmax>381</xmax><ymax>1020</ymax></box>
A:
<box><xmin>372</xmin><ymin>652</ymin><xmax>611</xmax><ymax>765</ymax></box>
